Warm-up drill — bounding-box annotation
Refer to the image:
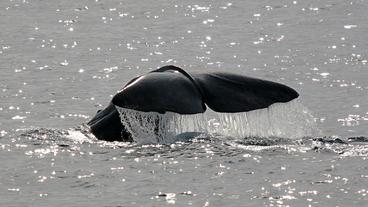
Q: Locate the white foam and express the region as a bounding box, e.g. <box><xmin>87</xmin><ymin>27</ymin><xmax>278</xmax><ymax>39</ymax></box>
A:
<box><xmin>116</xmin><ymin>100</ymin><xmax>319</xmax><ymax>144</ymax></box>
<box><xmin>66</xmin><ymin>128</ymin><xmax>94</xmax><ymax>143</ymax></box>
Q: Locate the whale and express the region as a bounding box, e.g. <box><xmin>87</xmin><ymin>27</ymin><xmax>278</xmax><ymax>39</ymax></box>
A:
<box><xmin>87</xmin><ymin>65</ymin><xmax>299</xmax><ymax>142</ymax></box>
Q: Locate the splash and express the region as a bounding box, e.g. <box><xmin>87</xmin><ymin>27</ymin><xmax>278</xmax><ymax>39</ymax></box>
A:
<box><xmin>116</xmin><ymin>100</ymin><xmax>320</xmax><ymax>144</ymax></box>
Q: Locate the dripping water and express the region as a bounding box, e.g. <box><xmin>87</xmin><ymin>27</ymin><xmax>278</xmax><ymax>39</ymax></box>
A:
<box><xmin>116</xmin><ymin>100</ymin><xmax>320</xmax><ymax>144</ymax></box>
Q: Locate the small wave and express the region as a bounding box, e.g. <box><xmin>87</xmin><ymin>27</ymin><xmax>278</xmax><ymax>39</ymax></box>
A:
<box><xmin>309</xmin><ymin>136</ymin><xmax>368</xmax><ymax>156</ymax></box>
<box><xmin>221</xmin><ymin>136</ymin><xmax>368</xmax><ymax>157</ymax></box>
<box><xmin>19</xmin><ymin>125</ymin><xmax>96</xmax><ymax>144</ymax></box>
<box><xmin>13</xmin><ymin>127</ymin><xmax>368</xmax><ymax>158</ymax></box>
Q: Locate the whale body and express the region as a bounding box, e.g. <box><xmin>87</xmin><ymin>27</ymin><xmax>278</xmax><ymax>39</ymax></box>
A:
<box><xmin>87</xmin><ymin>65</ymin><xmax>299</xmax><ymax>142</ymax></box>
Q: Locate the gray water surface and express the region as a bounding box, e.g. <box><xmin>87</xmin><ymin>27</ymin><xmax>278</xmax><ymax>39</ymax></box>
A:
<box><xmin>1</xmin><ymin>0</ymin><xmax>368</xmax><ymax>206</ymax></box>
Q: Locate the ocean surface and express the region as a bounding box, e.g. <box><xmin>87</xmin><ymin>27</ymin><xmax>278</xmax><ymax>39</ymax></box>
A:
<box><xmin>1</xmin><ymin>0</ymin><xmax>368</xmax><ymax>206</ymax></box>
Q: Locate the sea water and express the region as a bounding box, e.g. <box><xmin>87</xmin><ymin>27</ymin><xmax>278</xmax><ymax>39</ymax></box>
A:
<box><xmin>1</xmin><ymin>0</ymin><xmax>368</xmax><ymax>206</ymax></box>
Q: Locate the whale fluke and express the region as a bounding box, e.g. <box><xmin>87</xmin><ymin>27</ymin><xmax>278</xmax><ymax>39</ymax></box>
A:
<box><xmin>88</xmin><ymin>65</ymin><xmax>299</xmax><ymax>141</ymax></box>
<box><xmin>112</xmin><ymin>66</ymin><xmax>206</xmax><ymax>114</ymax></box>
<box><xmin>112</xmin><ymin>65</ymin><xmax>298</xmax><ymax>114</ymax></box>
<box><xmin>192</xmin><ymin>72</ymin><xmax>299</xmax><ymax>113</ymax></box>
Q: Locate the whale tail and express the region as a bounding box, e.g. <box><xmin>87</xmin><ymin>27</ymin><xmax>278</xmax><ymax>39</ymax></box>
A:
<box><xmin>87</xmin><ymin>103</ymin><xmax>132</xmax><ymax>142</ymax></box>
<box><xmin>112</xmin><ymin>65</ymin><xmax>299</xmax><ymax>114</ymax></box>
<box><xmin>112</xmin><ymin>66</ymin><xmax>206</xmax><ymax>114</ymax></box>
<box><xmin>192</xmin><ymin>72</ymin><xmax>299</xmax><ymax>112</ymax></box>
<box><xmin>89</xmin><ymin>65</ymin><xmax>299</xmax><ymax>141</ymax></box>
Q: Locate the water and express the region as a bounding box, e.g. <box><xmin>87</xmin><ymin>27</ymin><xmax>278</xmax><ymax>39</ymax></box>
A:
<box><xmin>1</xmin><ymin>0</ymin><xmax>368</xmax><ymax>206</ymax></box>
<box><xmin>116</xmin><ymin>100</ymin><xmax>318</xmax><ymax>144</ymax></box>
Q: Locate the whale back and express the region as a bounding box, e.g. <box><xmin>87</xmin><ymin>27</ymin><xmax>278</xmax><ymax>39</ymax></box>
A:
<box><xmin>87</xmin><ymin>103</ymin><xmax>132</xmax><ymax>142</ymax></box>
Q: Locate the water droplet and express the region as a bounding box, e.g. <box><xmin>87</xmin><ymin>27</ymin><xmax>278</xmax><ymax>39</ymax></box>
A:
<box><xmin>344</xmin><ymin>25</ymin><xmax>357</xmax><ymax>29</ymax></box>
